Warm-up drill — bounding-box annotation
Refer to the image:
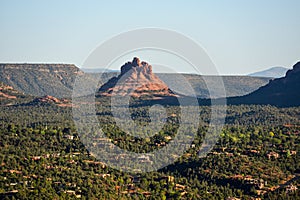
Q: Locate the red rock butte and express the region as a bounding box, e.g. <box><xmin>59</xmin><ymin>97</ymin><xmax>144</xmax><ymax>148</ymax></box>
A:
<box><xmin>98</xmin><ymin>57</ymin><xmax>176</xmax><ymax>98</ymax></box>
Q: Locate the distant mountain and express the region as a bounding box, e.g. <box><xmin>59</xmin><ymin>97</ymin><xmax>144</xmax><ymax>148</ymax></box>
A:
<box><xmin>248</xmin><ymin>66</ymin><xmax>289</xmax><ymax>78</ymax></box>
<box><xmin>229</xmin><ymin>62</ymin><xmax>300</xmax><ymax>107</ymax></box>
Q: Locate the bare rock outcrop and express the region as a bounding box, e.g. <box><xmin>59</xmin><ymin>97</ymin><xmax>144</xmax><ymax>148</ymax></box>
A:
<box><xmin>98</xmin><ymin>57</ymin><xmax>175</xmax><ymax>98</ymax></box>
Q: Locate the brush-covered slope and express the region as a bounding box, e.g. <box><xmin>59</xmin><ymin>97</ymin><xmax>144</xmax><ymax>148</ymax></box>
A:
<box><xmin>0</xmin><ymin>64</ymin><xmax>83</xmax><ymax>98</ymax></box>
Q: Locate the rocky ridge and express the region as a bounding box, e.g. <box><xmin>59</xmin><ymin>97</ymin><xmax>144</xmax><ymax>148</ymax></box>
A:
<box><xmin>229</xmin><ymin>62</ymin><xmax>300</xmax><ymax>107</ymax></box>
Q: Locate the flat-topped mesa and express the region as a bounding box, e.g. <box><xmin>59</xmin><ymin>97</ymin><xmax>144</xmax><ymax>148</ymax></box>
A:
<box><xmin>99</xmin><ymin>57</ymin><xmax>175</xmax><ymax>98</ymax></box>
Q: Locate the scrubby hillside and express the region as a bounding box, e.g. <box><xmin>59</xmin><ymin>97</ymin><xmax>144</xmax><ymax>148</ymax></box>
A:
<box><xmin>0</xmin><ymin>64</ymin><xmax>83</xmax><ymax>98</ymax></box>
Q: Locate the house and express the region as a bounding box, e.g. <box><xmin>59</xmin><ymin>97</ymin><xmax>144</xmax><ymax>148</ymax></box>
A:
<box><xmin>286</xmin><ymin>184</ymin><xmax>298</xmax><ymax>193</ymax></box>
<box><xmin>6</xmin><ymin>170</ymin><xmax>22</xmax><ymax>174</ymax></box>
<box><xmin>52</xmin><ymin>153</ymin><xmax>61</xmax><ymax>158</ymax></box>
<box><xmin>43</xmin><ymin>154</ymin><xmax>50</xmax><ymax>158</ymax></box>
<box><xmin>64</xmin><ymin>190</ymin><xmax>76</xmax><ymax>195</ymax></box>
<box><xmin>68</xmin><ymin>160</ymin><xmax>76</xmax><ymax>164</ymax></box>
<box><xmin>231</xmin><ymin>174</ymin><xmax>243</xmax><ymax>179</ymax></box>
<box><xmin>180</xmin><ymin>191</ymin><xmax>188</xmax><ymax>196</ymax></box>
<box><xmin>97</xmin><ymin>173</ymin><xmax>110</xmax><ymax>178</ymax></box>
<box><xmin>249</xmin><ymin>149</ymin><xmax>260</xmax><ymax>154</ymax></box>
<box><xmin>225</xmin><ymin>152</ymin><xmax>234</xmax><ymax>157</ymax></box>
<box><xmin>244</xmin><ymin>178</ymin><xmax>264</xmax><ymax>189</ymax></box>
<box><xmin>256</xmin><ymin>190</ymin><xmax>267</xmax><ymax>196</ymax></box>
<box><xmin>159</xmin><ymin>176</ymin><xmax>175</xmax><ymax>183</ymax></box>
<box><xmin>175</xmin><ymin>183</ymin><xmax>186</xmax><ymax>190</ymax></box>
<box><xmin>31</xmin><ymin>156</ymin><xmax>41</xmax><ymax>161</ymax></box>
<box><xmin>45</xmin><ymin>165</ymin><xmax>54</xmax><ymax>170</ymax></box>
<box><xmin>141</xmin><ymin>191</ymin><xmax>151</xmax><ymax>197</ymax></box>
<box><xmin>64</xmin><ymin>135</ymin><xmax>74</xmax><ymax>140</ymax></box>
<box><xmin>266</xmin><ymin>152</ymin><xmax>279</xmax><ymax>159</ymax></box>
<box><xmin>164</xmin><ymin>136</ymin><xmax>172</xmax><ymax>141</ymax></box>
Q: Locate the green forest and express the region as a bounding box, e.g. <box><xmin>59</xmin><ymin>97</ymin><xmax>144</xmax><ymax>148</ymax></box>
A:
<box><xmin>0</xmin><ymin>103</ymin><xmax>299</xmax><ymax>199</ymax></box>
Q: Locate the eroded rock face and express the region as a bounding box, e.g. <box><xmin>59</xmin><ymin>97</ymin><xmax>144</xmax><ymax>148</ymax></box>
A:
<box><xmin>0</xmin><ymin>82</ymin><xmax>20</xmax><ymax>99</ymax></box>
<box><xmin>34</xmin><ymin>95</ymin><xmax>61</xmax><ymax>103</ymax></box>
<box><xmin>99</xmin><ymin>57</ymin><xmax>175</xmax><ymax>98</ymax></box>
<box><xmin>33</xmin><ymin>95</ymin><xmax>74</xmax><ymax>107</ymax></box>
<box><xmin>34</xmin><ymin>95</ymin><xmax>73</xmax><ymax>104</ymax></box>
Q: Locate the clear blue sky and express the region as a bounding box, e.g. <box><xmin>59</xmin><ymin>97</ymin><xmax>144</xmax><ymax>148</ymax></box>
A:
<box><xmin>1</xmin><ymin>0</ymin><xmax>300</xmax><ymax>75</ymax></box>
